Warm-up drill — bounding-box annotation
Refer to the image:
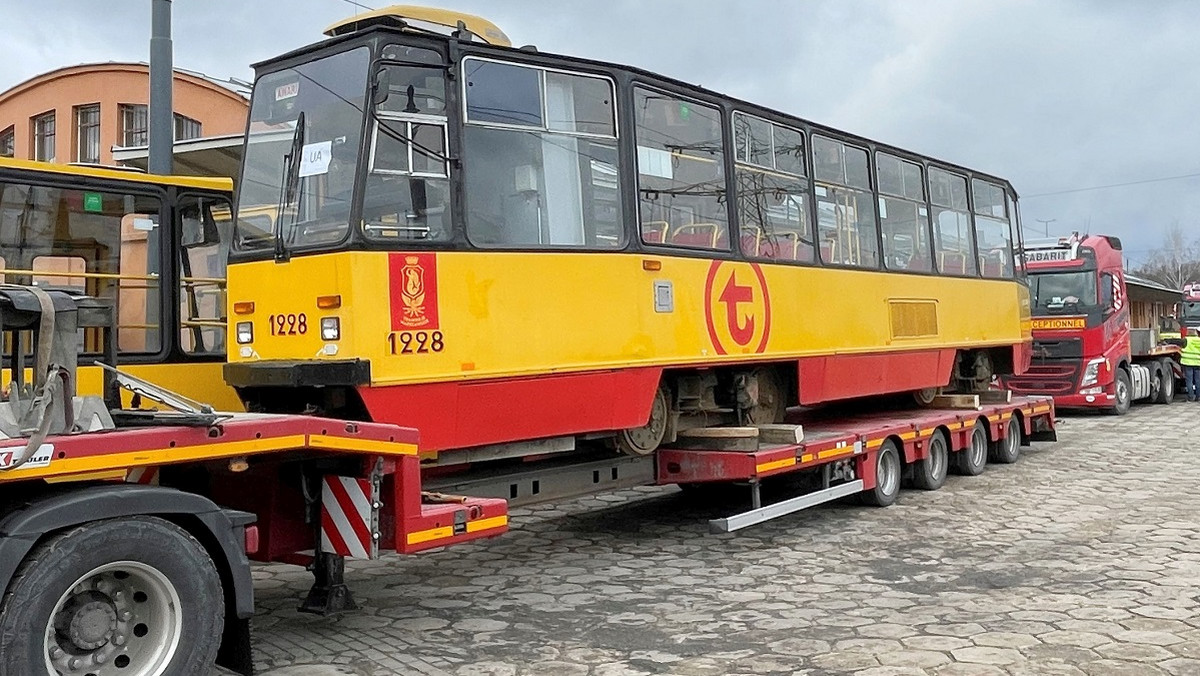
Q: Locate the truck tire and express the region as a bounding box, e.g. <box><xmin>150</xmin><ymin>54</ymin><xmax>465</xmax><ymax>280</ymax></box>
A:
<box><xmin>862</xmin><ymin>439</ymin><xmax>901</xmax><ymax>507</ymax></box>
<box><xmin>953</xmin><ymin>422</ymin><xmax>988</xmax><ymax>476</ymax></box>
<box><xmin>0</xmin><ymin>516</ymin><xmax>224</xmax><ymax>676</ymax></box>
<box><xmin>912</xmin><ymin>429</ymin><xmax>949</xmax><ymax>491</ymax></box>
<box><xmin>989</xmin><ymin>416</ymin><xmax>1021</xmax><ymax>464</ymax></box>
<box><xmin>1155</xmin><ymin>359</ymin><xmax>1174</xmax><ymax>404</ymax></box>
<box><xmin>1105</xmin><ymin>368</ymin><xmax>1132</xmax><ymax>416</ymax></box>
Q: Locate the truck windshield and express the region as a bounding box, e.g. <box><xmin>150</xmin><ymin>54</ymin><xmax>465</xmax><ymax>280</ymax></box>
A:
<box><xmin>234</xmin><ymin>47</ymin><xmax>369</xmax><ymax>253</ymax></box>
<box><xmin>1029</xmin><ymin>271</ymin><xmax>1097</xmax><ymax>315</ymax></box>
<box><xmin>1183</xmin><ymin>302</ymin><xmax>1200</xmax><ymax>321</ymax></box>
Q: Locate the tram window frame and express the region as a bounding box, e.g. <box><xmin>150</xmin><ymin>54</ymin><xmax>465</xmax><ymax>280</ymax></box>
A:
<box><xmin>928</xmin><ymin>166</ymin><xmax>977</xmax><ymax>277</ymax></box>
<box><xmin>812</xmin><ymin>134</ymin><xmax>879</xmax><ymax>268</ymax></box>
<box><xmin>0</xmin><ymin>177</ymin><xmax>169</xmax><ymax>359</ymax></box>
<box><xmin>876</xmin><ymin>151</ymin><xmax>934</xmax><ymax>273</ymax></box>
<box><xmin>732</xmin><ymin>111</ymin><xmax>815</xmax><ymax>264</ymax></box>
<box><xmin>461</xmin><ymin>56</ymin><xmax>625</xmax><ymax>250</ymax></box>
<box><xmin>970</xmin><ymin>177</ymin><xmax>1015</xmax><ymax>279</ymax></box>
<box><xmin>634</xmin><ymin>84</ymin><xmax>731</xmax><ymax>252</ymax></box>
<box><xmin>177</xmin><ymin>191</ymin><xmax>233</xmax><ymax>357</ymax></box>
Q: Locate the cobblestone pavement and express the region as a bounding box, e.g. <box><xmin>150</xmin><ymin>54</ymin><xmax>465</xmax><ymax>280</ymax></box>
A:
<box><xmin>240</xmin><ymin>404</ymin><xmax>1200</xmax><ymax>676</ymax></box>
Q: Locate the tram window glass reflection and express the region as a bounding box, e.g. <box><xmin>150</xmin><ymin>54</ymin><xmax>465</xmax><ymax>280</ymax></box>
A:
<box><xmin>733</xmin><ymin>112</ymin><xmax>813</xmax><ymax>263</ymax></box>
<box><xmin>464</xmin><ymin>59</ymin><xmax>622</xmax><ymax>248</ymax></box>
<box><xmin>877</xmin><ymin>152</ymin><xmax>932</xmax><ymax>272</ymax></box>
<box><xmin>635</xmin><ymin>88</ymin><xmax>729</xmax><ymax>250</ymax></box>
<box><xmin>813</xmin><ymin>135</ymin><xmax>878</xmax><ymax>267</ymax></box>
<box><xmin>929</xmin><ymin>167</ymin><xmax>976</xmax><ymax>276</ymax></box>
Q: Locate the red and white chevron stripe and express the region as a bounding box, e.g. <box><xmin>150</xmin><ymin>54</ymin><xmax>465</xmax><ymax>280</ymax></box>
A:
<box><xmin>320</xmin><ymin>475</ymin><xmax>379</xmax><ymax>560</ymax></box>
<box><xmin>125</xmin><ymin>467</ymin><xmax>159</xmax><ymax>485</ymax></box>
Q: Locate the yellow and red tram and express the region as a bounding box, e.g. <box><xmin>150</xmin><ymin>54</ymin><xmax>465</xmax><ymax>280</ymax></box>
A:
<box><xmin>225</xmin><ymin>7</ymin><xmax>1032</xmax><ymax>456</ymax></box>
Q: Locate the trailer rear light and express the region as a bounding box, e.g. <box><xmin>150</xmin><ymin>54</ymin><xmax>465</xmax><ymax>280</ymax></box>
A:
<box><xmin>233</xmin><ymin>301</ymin><xmax>255</xmax><ymax>315</ymax></box>
<box><xmin>317</xmin><ymin>294</ymin><xmax>342</xmax><ymax>309</ymax></box>
<box><xmin>244</xmin><ymin>525</ymin><xmax>260</xmax><ymax>555</ymax></box>
<box><xmin>236</xmin><ymin>321</ymin><xmax>254</xmax><ymax>344</ymax></box>
<box><xmin>321</xmin><ymin>317</ymin><xmax>340</xmax><ymax>341</ymax></box>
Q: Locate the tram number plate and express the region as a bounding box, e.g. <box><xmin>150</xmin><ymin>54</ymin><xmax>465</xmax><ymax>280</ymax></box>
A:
<box><xmin>269</xmin><ymin>313</ymin><xmax>308</xmax><ymax>336</ymax></box>
<box><xmin>388</xmin><ymin>330</ymin><xmax>444</xmax><ymax>354</ymax></box>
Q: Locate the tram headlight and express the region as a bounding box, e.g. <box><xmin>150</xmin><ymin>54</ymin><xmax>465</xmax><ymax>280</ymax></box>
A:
<box><xmin>321</xmin><ymin>317</ymin><xmax>341</xmax><ymax>341</ymax></box>
<box><xmin>236</xmin><ymin>321</ymin><xmax>254</xmax><ymax>344</ymax></box>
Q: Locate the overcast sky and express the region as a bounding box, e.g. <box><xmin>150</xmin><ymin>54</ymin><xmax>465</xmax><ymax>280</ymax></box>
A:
<box><xmin>3</xmin><ymin>0</ymin><xmax>1198</xmax><ymax>265</ymax></box>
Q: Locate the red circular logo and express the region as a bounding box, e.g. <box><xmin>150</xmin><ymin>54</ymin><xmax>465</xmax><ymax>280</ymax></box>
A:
<box><xmin>703</xmin><ymin>260</ymin><xmax>771</xmax><ymax>355</ymax></box>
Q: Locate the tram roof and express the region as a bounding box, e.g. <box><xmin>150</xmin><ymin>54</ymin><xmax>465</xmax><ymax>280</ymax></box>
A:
<box><xmin>0</xmin><ymin>156</ymin><xmax>232</xmax><ymax>193</ymax></box>
<box><xmin>253</xmin><ymin>23</ymin><xmax>1018</xmax><ymax>197</ymax></box>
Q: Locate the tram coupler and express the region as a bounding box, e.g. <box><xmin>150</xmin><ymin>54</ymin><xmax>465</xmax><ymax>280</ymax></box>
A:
<box><xmin>299</xmin><ymin>552</ymin><xmax>358</xmax><ymax>615</ymax></box>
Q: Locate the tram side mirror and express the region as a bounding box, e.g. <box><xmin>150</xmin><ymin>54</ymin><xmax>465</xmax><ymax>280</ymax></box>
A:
<box><xmin>372</xmin><ymin>67</ymin><xmax>392</xmax><ymax>108</ymax></box>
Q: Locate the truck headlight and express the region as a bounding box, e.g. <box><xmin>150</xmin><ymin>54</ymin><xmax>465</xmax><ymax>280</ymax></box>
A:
<box><xmin>321</xmin><ymin>317</ymin><xmax>340</xmax><ymax>341</ymax></box>
<box><xmin>1080</xmin><ymin>357</ymin><xmax>1105</xmax><ymax>387</ymax></box>
<box><xmin>236</xmin><ymin>321</ymin><xmax>253</xmax><ymax>344</ymax></box>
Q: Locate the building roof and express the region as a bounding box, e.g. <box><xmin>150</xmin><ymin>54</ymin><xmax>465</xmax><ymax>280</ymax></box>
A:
<box><xmin>1125</xmin><ymin>273</ymin><xmax>1181</xmax><ymax>305</ymax></box>
<box><xmin>0</xmin><ymin>61</ymin><xmax>251</xmax><ymax>105</ymax></box>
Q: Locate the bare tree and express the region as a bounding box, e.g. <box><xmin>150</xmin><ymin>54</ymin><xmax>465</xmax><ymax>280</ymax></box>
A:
<box><xmin>1133</xmin><ymin>221</ymin><xmax>1200</xmax><ymax>289</ymax></box>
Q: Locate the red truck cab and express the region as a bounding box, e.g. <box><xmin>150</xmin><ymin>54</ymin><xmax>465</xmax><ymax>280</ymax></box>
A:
<box><xmin>1002</xmin><ymin>234</ymin><xmax>1135</xmax><ymax>412</ymax></box>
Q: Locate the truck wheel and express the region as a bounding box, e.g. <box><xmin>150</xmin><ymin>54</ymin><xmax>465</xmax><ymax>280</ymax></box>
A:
<box><xmin>0</xmin><ymin>516</ymin><xmax>224</xmax><ymax>676</ymax></box>
<box><xmin>989</xmin><ymin>416</ymin><xmax>1021</xmax><ymax>464</ymax></box>
<box><xmin>1155</xmin><ymin>360</ymin><xmax>1174</xmax><ymax>404</ymax></box>
<box><xmin>953</xmin><ymin>423</ymin><xmax>988</xmax><ymax>476</ymax></box>
<box><xmin>912</xmin><ymin>430</ymin><xmax>949</xmax><ymax>491</ymax></box>
<box><xmin>1106</xmin><ymin>368</ymin><xmax>1132</xmax><ymax>416</ymax></box>
<box><xmin>862</xmin><ymin>439</ymin><xmax>901</xmax><ymax>507</ymax></box>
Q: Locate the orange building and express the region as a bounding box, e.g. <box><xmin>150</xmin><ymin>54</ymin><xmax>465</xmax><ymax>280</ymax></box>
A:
<box><xmin>0</xmin><ymin>62</ymin><xmax>248</xmax><ymax>165</ymax></box>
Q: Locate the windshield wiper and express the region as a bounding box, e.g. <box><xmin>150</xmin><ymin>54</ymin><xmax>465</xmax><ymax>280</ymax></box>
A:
<box><xmin>274</xmin><ymin>111</ymin><xmax>306</xmax><ymax>262</ymax></box>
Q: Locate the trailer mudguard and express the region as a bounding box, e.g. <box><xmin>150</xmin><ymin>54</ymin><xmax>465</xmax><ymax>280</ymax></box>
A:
<box><xmin>0</xmin><ymin>484</ymin><xmax>256</xmax><ymax>621</ymax></box>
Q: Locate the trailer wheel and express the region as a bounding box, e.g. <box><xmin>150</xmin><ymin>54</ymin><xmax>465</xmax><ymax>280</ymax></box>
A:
<box><xmin>0</xmin><ymin>516</ymin><xmax>223</xmax><ymax>676</ymax></box>
<box><xmin>1154</xmin><ymin>360</ymin><xmax>1174</xmax><ymax>404</ymax></box>
<box><xmin>862</xmin><ymin>440</ymin><xmax>901</xmax><ymax>507</ymax></box>
<box><xmin>989</xmin><ymin>416</ymin><xmax>1021</xmax><ymax>464</ymax></box>
<box><xmin>1105</xmin><ymin>368</ymin><xmax>1132</xmax><ymax>416</ymax></box>
<box><xmin>912</xmin><ymin>430</ymin><xmax>949</xmax><ymax>491</ymax></box>
<box><xmin>953</xmin><ymin>423</ymin><xmax>988</xmax><ymax>476</ymax></box>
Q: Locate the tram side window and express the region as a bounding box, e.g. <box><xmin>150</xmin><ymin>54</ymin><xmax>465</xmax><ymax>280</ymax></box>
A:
<box><xmin>928</xmin><ymin>167</ymin><xmax>976</xmax><ymax>276</ymax></box>
<box><xmin>463</xmin><ymin>59</ymin><xmax>622</xmax><ymax>249</ymax></box>
<box><xmin>364</xmin><ymin>47</ymin><xmax>453</xmax><ymax>243</ymax></box>
<box><xmin>179</xmin><ymin>195</ymin><xmax>232</xmax><ymax>355</ymax></box>
<box><xmin>634</xmin><ymin>87</ymin><xmax>728</xmax><ymax>250</ymax></box>
<box><xmin>972</xmin><ymin>178</ymin><xmax>1015</xmax><ymax>279</ymax></box>
<box><xmin>813</xmin><ymin>135</ymin><xmax>878</xmax><ymax>267</ymax></box>
<box><xmin>876</xmin><ymin>152</ymin><xmax>932</xmax><ymax>272</ymax></box>
<box><xmin>733</xmin><ymin>112</ymin><xmax>813</xmax><ymax>263</ymax></box>
<box><xmin>0</xmin><ymin>181</ymin><xmax>162</xmax><ymax>353</ymax></box>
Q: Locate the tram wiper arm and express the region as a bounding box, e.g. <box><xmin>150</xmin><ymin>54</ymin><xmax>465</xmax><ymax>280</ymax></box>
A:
<box><xmin>275</xmin><ymin>111</ymin><xmax>306</xmax><ymax>262</ymax></box>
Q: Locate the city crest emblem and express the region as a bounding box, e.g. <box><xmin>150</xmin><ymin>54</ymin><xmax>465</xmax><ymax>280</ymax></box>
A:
<box><xmin>389</xmin><ymin>253</ymin><xmax>439</xmax><ymax>330</ymax></box>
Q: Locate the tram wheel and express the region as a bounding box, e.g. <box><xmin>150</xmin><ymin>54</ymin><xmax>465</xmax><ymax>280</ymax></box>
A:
<box><xmin>615</xmin><ymin>385</ymin><xmax>671</xmax><ymax>456</ymax></box>
<box><xmin>912</xmin><ymin>387</ymin><xmax>940</xmax><ymax>407</ymax></box>
<box><xmin>743</xmin><ymin>367</ymin><xmax>787</xmax><ymax>425</ymax></box>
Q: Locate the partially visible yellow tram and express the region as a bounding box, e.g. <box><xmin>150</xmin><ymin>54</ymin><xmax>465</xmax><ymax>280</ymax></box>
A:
<box><xmin>0</xmin><ymin>157</ymin><xmax>242</xmax><ymax>409</ymax></box>
<box><xmin>225</xmin><ymin>6</ymin><xmax>1031</xmax><ymax>455</ymax></box>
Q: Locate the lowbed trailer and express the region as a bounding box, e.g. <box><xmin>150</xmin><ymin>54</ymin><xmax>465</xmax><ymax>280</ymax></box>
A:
<box><xmin>0</xmin><ymin>391</ymin><xmax>1055</xmax><ymax>674</ymax></box>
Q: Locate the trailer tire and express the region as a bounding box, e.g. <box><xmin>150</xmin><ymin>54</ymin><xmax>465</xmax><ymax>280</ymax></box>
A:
<box><xmin>912</xmin><ymin>430</ymin><xmax>949</xmax><ymax>491</ymax></box>
<box><xmin>989</xmin><ymin>416</ymin><xmax>1021</xmax><ymax>464</ymax></box>
<box><xmin>1105</xmin><ymin>368</ymin><xmax>1132</xmax><ymax>416</ymax></box>
<box><xmin>1155</xmin><ymin>360</ymin><xmax>1174</xmax><ymax>404</ymax></box>
<box><xmin>953</xmin><ymin>423</ymin><xmax>988</xmax><ymax>476</ymax></box>
<box><xmin>862</xmin><ymin>440</ymin><xmax>901</xmax><ymax>507</ymax></box>
<box><xmin>0</xmin><ymin>516</ymin><xmax>223</xmax><ymax>676</ymax></box>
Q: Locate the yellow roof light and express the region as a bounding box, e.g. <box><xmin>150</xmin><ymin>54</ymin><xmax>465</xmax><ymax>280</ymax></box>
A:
<box><xmin>323</xmin><ymin>5</ymin><xmax>512</xmax><ymax>47</ymax></box>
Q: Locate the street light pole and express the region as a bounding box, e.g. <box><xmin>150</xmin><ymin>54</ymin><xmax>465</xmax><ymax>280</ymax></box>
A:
<box><xmin>1035</xmin><ymin>218</ymin><xmax>1056</xmax><ymax>237</ymax></box>
<box><xmin>148</xmin><ymin>0</ymin><xmax>173</xmax><ymax>175</ymax></box>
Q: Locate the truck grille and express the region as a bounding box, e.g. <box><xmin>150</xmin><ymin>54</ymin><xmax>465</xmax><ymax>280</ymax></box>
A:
<box><xmin>1032</xmin><ymin>338</ymin><xmax>1083</xmax><ymax>360</ymax></box>
<box><xmin>1006</xmin><ymin>363</ymin><xmax>1081</xmax><ymax>395</ymax></box>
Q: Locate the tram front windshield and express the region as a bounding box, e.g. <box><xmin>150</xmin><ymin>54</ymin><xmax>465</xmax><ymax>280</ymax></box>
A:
<box><xmin>234</xmin><ymin>47</ymin><xmax>369</xmax><ymax>253</ymax></box>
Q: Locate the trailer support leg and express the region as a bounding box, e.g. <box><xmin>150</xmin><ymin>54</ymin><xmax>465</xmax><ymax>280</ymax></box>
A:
<box><xmin>750</xmin><ymin>480</ymin><xmax>762</xmax><ymax>510</ymax></box>
<box><xmin>299</xmin><ymin>553</ymin><xmax>357</xmax><ymax>616</ymax></box>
